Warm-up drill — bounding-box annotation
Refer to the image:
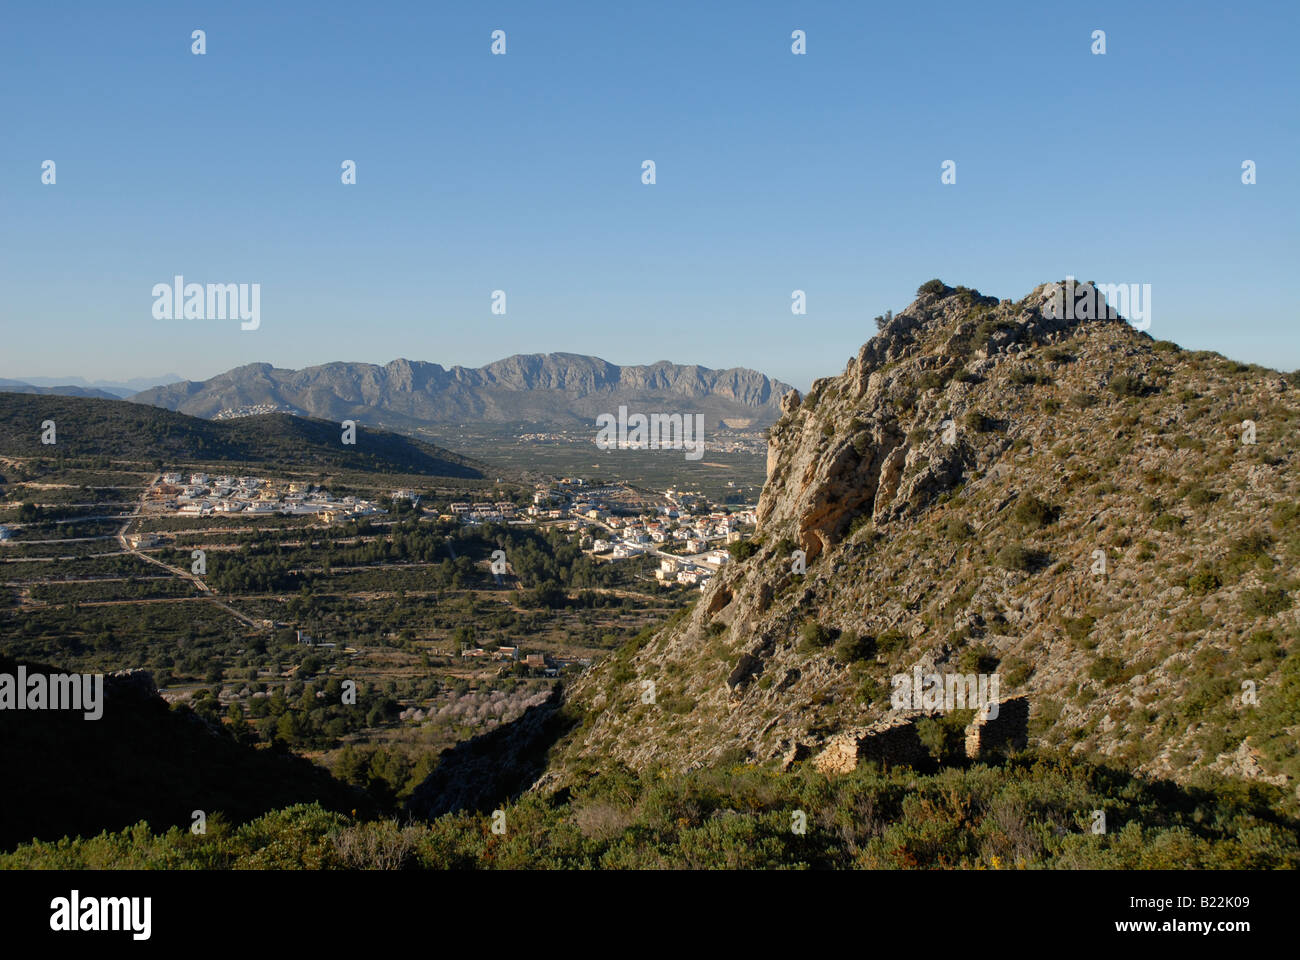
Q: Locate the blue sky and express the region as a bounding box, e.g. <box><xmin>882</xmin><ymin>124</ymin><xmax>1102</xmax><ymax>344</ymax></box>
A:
<box><xmin>2</xmin><ymin>0</ymin><xmax>1296</xmax><ymax>391</ymax></box>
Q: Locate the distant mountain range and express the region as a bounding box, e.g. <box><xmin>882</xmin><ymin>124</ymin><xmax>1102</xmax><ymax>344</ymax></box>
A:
<box><xmin>0</xmin><ymin>379</ymin><xmax>122</xmax><ymax>400</ymax></box>
<box><xmin>125</xmin><ymin>354</ymin><xmax>795</xmax><ymax>432</ymax></box>
<box><xmin>0</xmin><ymin>374</ymin><xmax>182</xmax><ymax>398</ymax></box>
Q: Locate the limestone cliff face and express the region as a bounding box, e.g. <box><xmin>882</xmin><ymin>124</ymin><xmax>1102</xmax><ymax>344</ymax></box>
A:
<box><xmin>757</xmin><ymin>282</ymin><xmax>1085</xmax><ymax>559</ymax></box>
<box><xmin>543</xmin><ymin>281</ymin><xmax>1300</xmax><ymax>797</ymax></box>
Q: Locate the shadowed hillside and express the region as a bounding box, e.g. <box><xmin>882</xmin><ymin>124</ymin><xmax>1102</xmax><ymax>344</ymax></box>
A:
<box><xmin>0</xmin><ymin>656</ymin><xmax>372</xmax><ymax>848</ymax></box>
<box><xmin>0</xmin><ymin>393</ymin><xmax>484</xmax><ymax>477</ymax></box>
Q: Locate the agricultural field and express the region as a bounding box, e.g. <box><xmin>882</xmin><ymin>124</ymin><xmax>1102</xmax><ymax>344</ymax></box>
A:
<box><xmin>0</xmin><ymin>451</ymin><xmax>686</xmax><ymax>813</ymax></box>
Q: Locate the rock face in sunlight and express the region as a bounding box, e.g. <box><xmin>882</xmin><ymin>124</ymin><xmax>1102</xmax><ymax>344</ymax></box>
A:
<box><xmin>538</xmin><ymin>280</ymin><xmax>1300</xmax><ymax>797</ymax></box>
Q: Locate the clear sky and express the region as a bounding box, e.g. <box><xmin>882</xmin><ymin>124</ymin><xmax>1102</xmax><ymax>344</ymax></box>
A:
<box><xmin>2</xmin><ymin>0</ymin><xmax>1296</xmax><ymax>391</ymax></box>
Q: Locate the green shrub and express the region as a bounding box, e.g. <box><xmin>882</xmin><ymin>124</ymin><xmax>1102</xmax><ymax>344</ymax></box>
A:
<box><xmin>914</xmin><ymin>715</ymin><xmax>971</xmax><ymax>763</ymax></box>
<box><xmin>1242</xmin><ymin>587</ymin><xmax>1292</xmax><ymax>619</ymax></box>
<box><xmin>918</xmin><ymin>370</ymin><xmax>951</xmax><ymax>392</ymax></box>
<box><xmin>1063</xmin><ymin>615</ymin><xmax>1097</xmax><ymax>648</ymax></box>
<box><xmin>659</xmin><ymin>694</ymin><xmax>697</xmax><ymax>714</ymax></box>
<box><xmin>944</xmin><ymin>516</ymin><xmax>973</xmax><ymax>541</ymax></box>
<box><xmin>1223</xmin><ymin>531</ymin><xmax>1274</xmax><ymax>577</ymax></box>
<box><xmin>727</xmin><ymin>539</ymin><xmax>759</xmax><ymax>562</ymax></box>
<box><xmin>1241</xmin><ymin>630</ymin><xmax>1281</xmax><ymax>664</ymax></box>
<box><xmin>855</xmin><ymin>676</ymin><xmax>886</xmax><ymax>704</ymax></box>
<box><xmin>953</xmin><ymin>285</ymin><xmax>997</xmax><ymax>307</ymax></box>
<box><xmin>1172</xmin><ymin>606</ymin><xmax>1210</xmax><ymax>632</ymax></box>
<box><xmin>1007</xmin><ymin>367</ymin><xmax>1052</xmax><ymax>387</ymax></box>
<box><xmin>1002</xmin><ymin>656</ymin><xmax>1034</xmax><ymax>687</ymax></box>
<box><xmin>1013</xmin><ymin>494</ymin><xmax>1057</xmax><ymax>530</ymax></box>
<box><xmin>1272</xmin><ymin>502</ymin><xmax>1300</xmax><ymax>530</ymax></box>
<box><xmin>975</xmin><ymin>317</ymin><xmax>1015</xmax><ymax>342</ymax></box>
<box><xmin>1152</xmin><ymin>513</ymin><xmax>1185</xmax><ymax>533</ymax></box>
<box><xmin>609</xmin><ymin>661</ymin><xmax>635</xmax><ymax>685</ymax></box>
<box><xmin>957</xmin><ymin>644</ymin><xmax>999</xmax><ymax>673</ymax></box>
<box><xmin>1185</xmin><ymin>564</ymin><xmax>1222</xmax><ymax>595</ymax></box>
<box><xmin>847</xmin><ymin>512</ymin><xmax>874</xmax><ymax>538</ymax></box>
<box><xmin>917</xmin><ymin>279</ymin><xmax>948</xmax><ymax>297</ymax></box>
<box><xmin>1108</xmin><ymin>374</ymin><xmax>1146</xmax><ymax>398</ymax></box>
<box><xmin>875</xmin><ymin>629</ymin><xmax>908</xmax><ymax>655</ymax></box>
<box><xmin>833</xmin><ymin>630</ymin><xmax>875</xmax><ymax>664</ymax></box>
<box><xmin>1180</xmin><ymin>676</ymin><xmax>1234</xmax><ymax>718</ymax></box>
<box><xmin>5</xmin><ymin>756</ymin><xmax>1298</xmax><ymax>870</ymax></box>
<box><xmin>799</xmin><ymin>620</ymin><xmax>833</xmax><ymax>652</ymax></box>
<box><xmin>995</xmin><ymin>543</ymin><xmax>1036</xmax><ymax>572</ymax></box>
<box><xmin>1088</xmin><ymin>656</ymin><xmax>1126</xmax><ymax>685</ymax></box>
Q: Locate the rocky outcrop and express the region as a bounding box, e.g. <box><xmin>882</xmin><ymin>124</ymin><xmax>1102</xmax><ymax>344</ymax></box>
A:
<box><xmin>542</xmin><ymin>279</ymin><xmax>1300</xmax><ymax>794</ymax></box>
<box><xmin>1213</xmin><ymin>739</ymin><xmax>1289</xmax><ymax>787</ymax></box>
<box><xmin>726</xmin><ymin>654</ymin><xmax>763</xmax><ymax>690</ymax></box>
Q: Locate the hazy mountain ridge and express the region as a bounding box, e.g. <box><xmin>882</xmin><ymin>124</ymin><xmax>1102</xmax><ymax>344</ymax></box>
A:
<box><xmin>0</xmin><ymin>379</ymin><xmax>122</xmax><ymax>400</ymax></box>
<box><xmin>535</xmin><ymin>280</ymin><xmax>1300</xmax><ymax>797</ymax></box>
<box><xmin>1</xmin><ymin>374</ymin><xmax>182</xmax><ymax>397</ymax></box>
<box><xmin>127</xmin><ymin>354</ymin><xmax>795</xmax><ymax>431</ymax></box>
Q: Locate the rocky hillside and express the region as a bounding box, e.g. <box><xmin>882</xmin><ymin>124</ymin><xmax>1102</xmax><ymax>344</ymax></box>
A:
<box><xmin>541</xmin><ymin>280</ymin><xmax>1300</xmax><ymax>800</ymax></box>
<box><xmin>129</xmin><ymin>354</ymin><xmax>795</xmax><ymax>432</ymax></box>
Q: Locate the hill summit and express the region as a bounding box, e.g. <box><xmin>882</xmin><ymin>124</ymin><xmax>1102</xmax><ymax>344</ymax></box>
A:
<box><xmin>541</xmin><ymin>280</ymin><xmax>1300</xmax><ymax>797</ymax></box>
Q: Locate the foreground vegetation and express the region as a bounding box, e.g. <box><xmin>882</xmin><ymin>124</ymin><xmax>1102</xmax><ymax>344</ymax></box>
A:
<box><xmin>5</xmin><ymin>753</ymin><xmax>1297</xmax><ymax>869</ymax></box>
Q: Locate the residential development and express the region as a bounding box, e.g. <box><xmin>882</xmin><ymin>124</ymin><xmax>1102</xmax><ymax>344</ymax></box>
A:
<box><xmin>146</xmin><ymin>472</ymin><xmax>387</xmax><ymax>522</ymax></box>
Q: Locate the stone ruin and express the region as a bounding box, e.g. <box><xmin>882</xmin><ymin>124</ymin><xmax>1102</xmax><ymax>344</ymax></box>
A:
<box><xmin>798</xmin><ymin>695</ymin><xmax>1031</xmax><ymax>775</ymax></box>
